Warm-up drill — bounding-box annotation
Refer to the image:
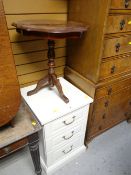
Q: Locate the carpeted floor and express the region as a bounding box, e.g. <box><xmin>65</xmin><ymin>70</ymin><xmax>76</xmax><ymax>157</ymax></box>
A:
<box><xmin>0</xmin><ymin>121</ymin><xmax>131</xmax><ymax>175</ymax></box>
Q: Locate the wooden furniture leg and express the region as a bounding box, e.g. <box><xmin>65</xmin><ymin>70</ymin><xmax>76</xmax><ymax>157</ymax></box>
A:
<box><xmin>28</xmin><ymin>133</ymin><xmax>42</xmax><ymax>175</ymax></box>
<box><xmin>125</xmin><ymin>112</ymin><xmax>131</xmax><ymax>123</ymax></box>
<box><xmin>52</xmin><ymin>74</ymin><xmax>69</xmax><ymax>103</ymax></box>
<box><xmin>27</xmin><ymin>75</ymin><xmax>49</xmax><ymax>96</ymax></box>
<box><xmin>127</xmin><ymin>114</ymin><xmax>131</xmax><ymax>123</ymax></box>
<box><xmin>27</xmin><ymin>40</ymin><xmax>69</xmax><ymax>103</ymax></box>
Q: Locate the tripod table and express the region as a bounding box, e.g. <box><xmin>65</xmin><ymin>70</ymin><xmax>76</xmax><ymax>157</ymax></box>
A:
<box><xmin>12</xmin><ymin>20</ymin><xmax>88</xmax><ymax>103</ymax></box>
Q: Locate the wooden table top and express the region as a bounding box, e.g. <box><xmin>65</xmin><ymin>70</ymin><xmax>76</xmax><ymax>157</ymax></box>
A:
<box><xmin>12</xmin><ymin>20</ymin><xmax>88</xmax><ymax>39</ymax></box>
<box><xmin>0</xmin><ymin>99</ymin><xmax>41</xmax><ymax>149</ymax></box>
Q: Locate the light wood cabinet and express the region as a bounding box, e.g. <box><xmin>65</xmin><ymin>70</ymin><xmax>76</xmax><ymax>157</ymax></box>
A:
<box><xmin>65</xmin><ymin>0</ymin><xmax>131</xmax><ymax>142</ymax></box>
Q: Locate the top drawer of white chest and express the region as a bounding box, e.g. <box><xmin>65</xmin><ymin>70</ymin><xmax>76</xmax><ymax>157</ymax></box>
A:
<box><xmin>44</xmin><ymin>105</ymin><xmax>89</xmax><ymax>138</ymax></box>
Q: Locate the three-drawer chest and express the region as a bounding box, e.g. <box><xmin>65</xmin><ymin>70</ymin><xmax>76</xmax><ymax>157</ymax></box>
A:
<box><xmin>65</xmin><ymin>0</ymin><xmax>131</xmax><ymax>143</ymax></box>
<box><xmin>21</xmin><ymin>77</ymin><xmax>93</xmax><ymax>174</ymax></box>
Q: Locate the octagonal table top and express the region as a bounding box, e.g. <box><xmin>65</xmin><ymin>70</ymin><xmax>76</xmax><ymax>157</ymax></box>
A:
<box><xmin>12</xmin><ymin>20</ymin><xmax>88</xmax><ymax>39</ymax></box>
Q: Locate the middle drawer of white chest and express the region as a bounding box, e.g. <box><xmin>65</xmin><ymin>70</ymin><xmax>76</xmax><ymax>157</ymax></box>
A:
<box><xmin>45</xmin><ymin>123</ymin><xmax>86</xmax><ymax>152</ymax></box>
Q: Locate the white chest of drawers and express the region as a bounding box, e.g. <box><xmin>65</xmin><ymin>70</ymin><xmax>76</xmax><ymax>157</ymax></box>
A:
<box><xmin>21</xmin><ymin>77</ymin><xmax>93</xmax><ymax>174</ymax></box>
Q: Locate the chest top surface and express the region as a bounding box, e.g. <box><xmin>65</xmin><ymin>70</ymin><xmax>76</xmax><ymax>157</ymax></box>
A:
<box><xmin>21</xmin><ymin>77</ymin><xmax>93</xmax><ymax>125</ymax></box>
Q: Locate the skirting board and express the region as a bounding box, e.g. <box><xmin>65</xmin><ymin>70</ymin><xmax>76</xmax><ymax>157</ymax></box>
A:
<box><xmin>40</xmin><ymin>145</ymin><xmax>86</xmax><ymax>175</ymax></box>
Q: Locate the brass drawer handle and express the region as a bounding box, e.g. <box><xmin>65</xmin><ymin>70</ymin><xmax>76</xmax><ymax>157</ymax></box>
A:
<box><xmin>63</xmin><ymin>145</ymin><xmax>73</xmax><ymax>154</ymax></box>
<box><xmin>125</xmin><ymin>0</ymin><xmax>129</xmax><ymax>8</ymax></box>
<box><xmin>111</xmin><ymin>65</ymin><xmax>116</xmax><ymax>74</ymax></box>
<box><xmin>63</xmin><ymin>116</ymin><xmax>76</xmax><ymax>125</ymax></box>
<box><xmin>63</xmin><ymin>131</ymin><xmax>74</xmax><ymax>140</ymax></box>
<box><xmin>115</xmin><ymin>43</ymin><xmax>120</xmax><ymax>52</ymax></box>
<box><xmin>4</xmin><ymin>146</ymin><xmax>11</xmax><ymax>154</ymax></box>
<box><xmin>120</xmin><ymin>19</ymin><xmax>125</xmax><ymax>30</ymax></box>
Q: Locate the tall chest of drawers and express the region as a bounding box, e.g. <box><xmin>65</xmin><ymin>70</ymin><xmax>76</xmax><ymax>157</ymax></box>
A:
<box><xmin>65</xmin><ymin>0</ymin><xmax>131</xmax><ymax>142</ymax></box>
<box><xmin>21</xmin><ymin>77</ymin><xmax>93</xmax><ymax>174</ymax></box>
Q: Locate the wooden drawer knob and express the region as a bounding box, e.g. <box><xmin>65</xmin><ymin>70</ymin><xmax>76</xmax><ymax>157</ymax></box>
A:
<box><xmin>125</xmin><ymin>112</ymin><xmax>131</xmax><ymax>117</ymax></box>
<box><xmin>107</xmin><ymin>87</ymin><xmax>112</xmax><ymax>95</ymax></box>
<box><xmin>104</xmin><ymin>101</ymin><xmax>109</xmax><ymax>107</ymax></box>
<box><xmin>99</xmin><ymin>126</ymin><xmax>102</xmax><ymax>130</ymax></box>
<box><xmin>115</xmin><ymin>43</ymin><xmax>120</xmax><ymax>52</ymax></box>
<box><xmin>102</xmin><ymin>113</ymin><xmax>106</xmax><ymax>119</ymax></box>
<box><xmin>120</xmin><ymin>19</ymin><xmax>125</xmax><ymax>30</ymax></box>
<box><xmin>125</xmin><ymin>0</ymin><xmax>129</xmax><ymax>8</ymax></box>
<box><xmin>111</xmin><ymin>65</ymin><xmax>116</xmax><ymax>74</ymax></box>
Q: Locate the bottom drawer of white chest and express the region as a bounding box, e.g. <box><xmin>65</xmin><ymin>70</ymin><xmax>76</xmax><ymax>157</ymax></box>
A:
<box><xmin>46</xmin><ymin>136</ymin><xmax>84</xmax><ymax>166</ymax></box>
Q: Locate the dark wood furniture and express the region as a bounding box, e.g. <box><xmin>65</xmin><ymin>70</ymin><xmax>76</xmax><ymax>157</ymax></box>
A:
<box><xmin>0</xmin><ymin>0</ymin><xmax>21</xmax><ymax>127</ymax></box>
<box><xmin>0</xmin><ymin>100</ymin><xmax>42</xmax><ymax>175</ymax></box>
<box><xmin>65</xmin><ymin>0</ymin><xmax>131</xmax><ymax>143</ymax></box>
<box><xmin>12</xmin><ymin>20</ymin><xmax>88</xmax><ymax>103</ymax></box>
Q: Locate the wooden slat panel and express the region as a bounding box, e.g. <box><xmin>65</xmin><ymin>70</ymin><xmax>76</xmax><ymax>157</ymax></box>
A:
<box><xmin>14</xmin><ymin>48</ymin><xmax>66</xmax><ymax>65</ymax></box>
<box><xmin>16</xmin><ymin>57</ymin><xmax>66</xmax><ymax>75</ymax></box>
<box><xmin>20</xmin><ymin>74</ymin><xmax>63</xmax><ymax>87</ymax></box>
<box><xmin>18</xmin><ymin>66</ymin><xmax>64</xmax><ymax>85</ymax></box>
<box><xmin>11</xmin><ymin>40</ymin><xmax>66</xmax><ymax>54</ymax></box>
<box><xmin>3</xmin><ymin>0</ymin><xmax>67</xmax><ymax>88</ymax></box>
<box><xmin>3</xmin><ymin>0</ymin><xmax>67</xmax><ymax>14</ymax></box>
<box><xmin>6</xmin><ymin>14</ymin><xmax>67</xmax><ymax>29</ymax></box>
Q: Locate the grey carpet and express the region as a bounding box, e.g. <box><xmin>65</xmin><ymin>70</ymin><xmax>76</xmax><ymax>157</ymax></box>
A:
<box><xmin>0</xmin><ymin>121</ymin><xmax>131</xmax><ymax>175</ymax></box>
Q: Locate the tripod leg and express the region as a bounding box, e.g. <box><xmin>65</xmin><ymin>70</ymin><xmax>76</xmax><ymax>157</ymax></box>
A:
<box><xmin>49</xmin><ymin>74</ymin><xmax>54</xmax><ymax>88</ymax></box>
<box><xmin>52</xmin><ymin>74</ymin><xmax>69</xmax><ymax>103</ymax></box>
<box><xmin>27</xmin><ymin>75</ymin><xmax>49</xmax><ymax>96</ymax></box>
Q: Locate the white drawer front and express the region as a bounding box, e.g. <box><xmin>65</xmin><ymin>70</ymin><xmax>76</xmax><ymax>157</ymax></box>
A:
<box><xmin>45</xmin><ymin>123</ymin><xmax>86</xmax><ymax>152</ymax></box>
<box><xmin>46</xmin><ymin>137</ymin><xmax>84</xmax><ymax>166</ymax></box>
<box><xmin>44</xmin><ymin>105</ymin><xmax>89</xmax><ymax>138</ymax></box>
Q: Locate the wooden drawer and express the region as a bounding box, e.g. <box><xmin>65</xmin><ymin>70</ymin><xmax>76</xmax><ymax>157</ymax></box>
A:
<box><xmin>45</xmin><ymin>123</ymin><xmax>86</xmax><ymax>152</ymax></box>
<box><xmin>88</xmin><ymin>111</ymin><xmax>111</xmax><ymax>137</ymax></box>
<box><xmin>88</xmin><ymin>86</ymin><xmax>131</xmax><ymax>138</ymax></box>
<box><xmin>106</xmin><ymin>15</ymin><xmax>131</xmax><ymax>34</ymax></box>
<box><xmin>110</xmin><ymin>0</ymin><xmax>131</xmax><ymax>9</ymax></box>
<box><xmin>99</xmin><ymin>54</ymin><xmax>131</xmax><ymax>80</ymax></box>
<box><xmin>107</xmin><ymin>88</ymin><xmax>131</xmax><ymax>130</ymax></box>
<box><xmin>103</xmin><ymin>35</ymin><xmax>131</xmax><ymax>58</ymax></box>
<box><xmin>46</xmin><ymin>137</ymin><xmax>84</xmax><ymax>166</ymax></box>
<box><xmin>93</xmin><ymin>97</ymin><xmax>109</xmax><ymax>113</ymax></box>
<box><xmin>109</xmin><ymin>86</ymin><xmax>131</xmax><ymax>123</ymax></box>
<box><xmin>96</xmin><ymin>74</ymin><xmax>131</xmax><ymax>99</ymax></box>
<box><xmin>89</xmin><ymin>97</ymin><xmax>110</xmax><ymax>136</ymax></box>
<box><xmin>0</xmin><ymin>138</ymin><xmax>27</xmax><ymax>158</ymax></box>
<box><xmin>44</xmin><ymin>106</ymin><xmax>88</xmax><ymax>138</ymax></box>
